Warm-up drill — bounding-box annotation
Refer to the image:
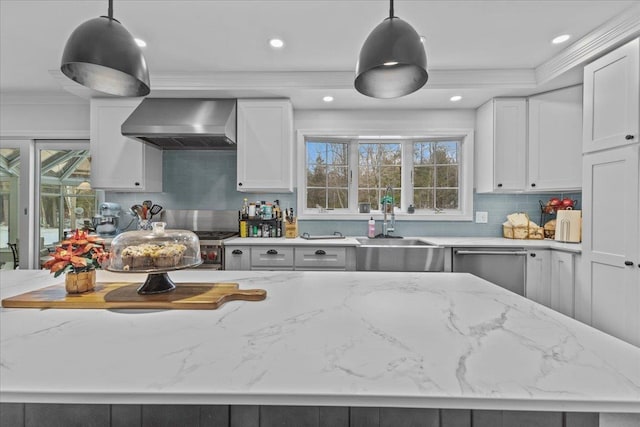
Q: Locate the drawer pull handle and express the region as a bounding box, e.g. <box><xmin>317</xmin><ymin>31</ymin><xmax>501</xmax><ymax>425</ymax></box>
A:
<box><xmin>497</xmin><ymin>183</ymin><xmax>503</xmax><ymax>188</ymax></box>
<box><xmin>625</xmin><ymin>135</ymin><xmax>635</xmax><ymax>140</ymax></box>
<box><xmin>530</xmin><ymin>253</ymin><xmax>536</xmax><ymax>257</ymax></box>
<box><xmin>531</xmin><ymin>183</ymin><xmax>536</xmax><ymax>187</ymax></box>
<box><xmin>624</xmin><ymin>261</ymin><xmax>634</xmax><ymax>266</ymax></box>
<box><xmin>266</xmin><ymin>249</ymin><xmax>278</xmax><ymax>255</ymax></box>
<box><xmin>315</xmin><ymin>250</ymin><xmax>326</xmax><ymax>255</ymax></box>
<box><xmin>231</xmin><ymin>249</ymin><xmax>243</xmax><ymax>255</ymax></box>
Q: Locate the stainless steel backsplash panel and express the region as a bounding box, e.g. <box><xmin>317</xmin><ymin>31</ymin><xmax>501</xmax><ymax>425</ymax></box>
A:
<box><xmin>163</xmin><ymin>210</ymin><xmax>238</xmax><ymax>231</ymax></box>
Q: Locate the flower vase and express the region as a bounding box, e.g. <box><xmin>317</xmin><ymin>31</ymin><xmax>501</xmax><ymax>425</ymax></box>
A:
<box><xmin>65</xmin><ymin>269</ymin><xmax>96</xmax><ymax>294</ymax></box>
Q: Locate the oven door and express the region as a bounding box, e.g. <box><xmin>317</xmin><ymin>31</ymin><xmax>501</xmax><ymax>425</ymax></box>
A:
<box><xmin>198</xmin><ymin>244</ymin><xmax>223</xmax><ymax>269</ymax></box>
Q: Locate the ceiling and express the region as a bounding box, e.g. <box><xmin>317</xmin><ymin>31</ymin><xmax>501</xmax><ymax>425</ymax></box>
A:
<box><xmin>1</xmin><ymin>0</ymin><xmax>639</xmax><ymax>109</ymax></box>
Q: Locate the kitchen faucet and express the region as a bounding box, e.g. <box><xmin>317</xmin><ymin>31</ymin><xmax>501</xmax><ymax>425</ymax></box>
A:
<box><xmin>378</xmin><ymin>186</ymin><xmax>397</xmax><ymax>238</ymax></box>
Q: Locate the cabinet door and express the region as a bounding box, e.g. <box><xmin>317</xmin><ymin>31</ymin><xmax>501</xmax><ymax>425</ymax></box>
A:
<box><xmin>237</xmin><ymin>99</ymin><xmax>293</xmax><ymax>192</ymax></box>
<box><xmin>582</xmin><ymin>145</ymin><xmax>640</xmax><ymax>346</ymax></box>
<box><xmin>90</xmin><ymin>99</ymin><xmax>162</xmax><ymax>191</ymax></box>
<box><xmin>493</xmin><ymin>99</ymin><xmax>527</xmax><ymax>191</ymax></box>
<box><xmin>583</xmin><ymin>38</ymin><xmax>639</xmax><ymax>153</ymax></box>
<box><xmin>550</xmin><ymin>251</ymin><xmax>575</xmax><ymax>317</ymax></box>
<box><xmin>528</xmin><ymin>86</ymin><xmax>583</xmax><ymax>191</ymax></box>
<box><xmin>526</xmin><ymin>249</ymin><xmax>551</xmax><ymax>307</ymax></box>
<box><xmin>225</xmin><ymin>246</ymin><xmax>251</xmax><ymax>270</ymax></box>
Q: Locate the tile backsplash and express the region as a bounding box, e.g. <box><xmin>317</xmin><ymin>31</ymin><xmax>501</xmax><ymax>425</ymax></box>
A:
<box><xmin>107</xmin><ymin>151</ymin><xmax>580</xmax><ymax>237</ymax></box>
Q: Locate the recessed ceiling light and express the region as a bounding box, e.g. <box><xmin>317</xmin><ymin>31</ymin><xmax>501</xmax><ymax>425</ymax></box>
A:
<box><xmin>552</xmin><ymin>34</ymin><xmax>570</xmax><ymax>44</ymax></box>
<box><xmin>134</xmin><ymin>38</ymin><xmax>146</xmax><ymax>48</ymax></box>
<box><xmin>450</xmin><ymin>95</ymin><xmax>462</xmax><ymax>102</ymax></box>
<box><xmin>323</xmin><ymin>96</ymin><xmax>334</xmax><ymax>103</ymax></box>
<box><xmin>269</xmin><ymin>38</ymin><xmax>284</xmax><ymax>48</ymax></box>
<box><xmin>383</xmin><ymin>61</ymin><xmax>399</xmax><ymax>66</ymax></box>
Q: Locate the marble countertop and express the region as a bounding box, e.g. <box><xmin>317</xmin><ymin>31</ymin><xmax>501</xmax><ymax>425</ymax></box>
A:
<box><xmin>2</xmin><ymin>269</ymin><xmax>636</xmax><ymax>409</ymax></box>
<box><xmin>224</xmin><ymin>236</ymin><xmax>582</xmax><ymax>253</ymax></box>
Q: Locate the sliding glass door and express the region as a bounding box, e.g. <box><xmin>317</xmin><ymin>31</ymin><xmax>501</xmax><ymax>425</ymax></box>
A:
<box><xmin>0</xmin><ymin>142</ymin><xmax>25</xmax><ymax>269</ymax></box>
<box><xmin>36</xmin><ymin>141</ymin><xmax>97</xmax><ymax>267</ymax></box>
<box><xmin>0</xmin><ymin>139</ymin><xmax>99</xmax><ymax>269</ymax></box>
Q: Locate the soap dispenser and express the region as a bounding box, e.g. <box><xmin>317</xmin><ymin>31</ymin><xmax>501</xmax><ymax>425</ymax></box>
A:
<box><xmin>368</xmin><ymin>217</ymin><xmax>375</xmax><ymax>238</ymax></box>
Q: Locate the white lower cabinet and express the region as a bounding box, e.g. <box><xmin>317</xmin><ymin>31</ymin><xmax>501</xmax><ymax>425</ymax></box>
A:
<box><xmin>582</xmin><ymin>145</ymin><xmax>640</xmax><ymax>346</ymax></box>
<box><xmin>294</xmin><ymin>247</ymin><xmax>348</xmax><ymax>271</ymax></box>
<box><xmin>526</xmin><ymin>249</ymin><xmax>579</xmax><ymax>318</ymax></box>
<box><xmin>250</xmin><ymin>247</ymin><xmax>294</xmax><ymax>270</ymax></box>
<box><xmin>550</xmin><ymin>251</ymin><xmax>575</xmax><ymax>317</ymax></box>
<box><xmin>225</xmin><ymin>246</ymin><xmax>251</xmax><ymax>271</ymax></box>
<box><xmin>224</xmin><ymin>245</ymin><xmax>355</xmax><ymax>271</ymax></box>
<box><xmin>526</xmin><ymin>250</ymin><xmax>551</xmax><ymax>307</ymax></box>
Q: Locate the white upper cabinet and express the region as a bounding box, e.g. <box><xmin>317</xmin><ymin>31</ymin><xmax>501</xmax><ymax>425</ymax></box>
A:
<box><xmin>236</xmin><ymin>99</ymin><xmax>294</xmax><ymax>193</ymax></box>
<box><xmin>527</xmin><ymin>85</ymin><xmax>583</xmax><ymax>191</ymax></box>
<box><xmin>476</xmin><ymin>98</ymin><xmax>527</xmax><ymax>192</ymax></box>
<box><xmin>583</xmin><ymin>38</ymin><xmax>639</xmax><ymax>153</ymax></box>
<box><xmin>90</xmin><ymin>98</ymin><xmax>162</xmax><ymax>192</ymax></box>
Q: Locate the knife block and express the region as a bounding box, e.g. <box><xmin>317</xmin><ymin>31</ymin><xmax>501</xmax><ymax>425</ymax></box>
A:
<box><xmin>284</xmin><ymin>219</ymin><xmax>298</xmax><ymax>238</ymax></box>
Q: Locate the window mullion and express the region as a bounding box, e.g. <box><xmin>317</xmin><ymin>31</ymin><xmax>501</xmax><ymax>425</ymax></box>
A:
<box><xmin>401</xmin><ymin>141</ymin><xmax>413</xmax><ymax>212</ymax></box>
<box><xmin>349</xmin><ymin>141</ymin><xmax>358</xmax><ymax>213</ymax></box>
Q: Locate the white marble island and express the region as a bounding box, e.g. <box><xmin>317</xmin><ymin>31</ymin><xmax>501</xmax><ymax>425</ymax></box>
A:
<box><xmin>1</xmin><ymin>269</ymin><xmax>639</xmax><ymax>425</ymax></box>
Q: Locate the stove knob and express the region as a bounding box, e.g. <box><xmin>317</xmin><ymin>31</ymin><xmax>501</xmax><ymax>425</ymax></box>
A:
<box><xmin>208</xmin><ymin>251</ymin><xmax>217</xmax><ymax>260</ymax></box>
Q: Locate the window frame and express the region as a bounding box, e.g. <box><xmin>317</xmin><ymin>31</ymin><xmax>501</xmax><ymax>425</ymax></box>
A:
<box><xmin>297</xmin><ymin>129</ymin><xmax>474</xmax><ymax>221</ymax></box>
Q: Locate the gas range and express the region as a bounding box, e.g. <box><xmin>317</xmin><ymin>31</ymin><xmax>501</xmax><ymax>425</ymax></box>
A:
<box><xmin>163</xmin><ymin>209</ymin><xmax>239</xmax><ymax>270</ymax></box>
<box><xmin>194</xmin><ymin>230</ymin><xmax>239</xmax><ymax>246</ymax></box>
<box><xmin>194</xmin><ymin>231</ymin><xmax>238</xmax><ymax>269</ymax></box>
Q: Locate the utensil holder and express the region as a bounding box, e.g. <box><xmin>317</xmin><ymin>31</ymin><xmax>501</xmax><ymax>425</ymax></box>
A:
<box><xmin>284</xmin><ymin>220</ymin><xmax>298</xmax><ymax>238</ymax></box>
<box><xmin>137</xmin><ymin>219</ymin><xmax>153</xmax><ymax>231</ymax></box>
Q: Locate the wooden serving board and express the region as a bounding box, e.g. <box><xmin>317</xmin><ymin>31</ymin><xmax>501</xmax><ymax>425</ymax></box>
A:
<box><xmin>1</xmin><ymin>282</ymin><xmax>267</xmax><ymax>310</ymax></box>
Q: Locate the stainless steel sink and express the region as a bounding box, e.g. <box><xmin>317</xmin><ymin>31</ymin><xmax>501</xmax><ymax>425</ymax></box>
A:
<box><xmin>356</xmin><ymin>238</ymin><xmax>432</xmax><ymax>246</ymax></box>
<box><xmin>355</xmin><ymin>238</ymin><xmax>445</xmax><ymax>271</ymax></box>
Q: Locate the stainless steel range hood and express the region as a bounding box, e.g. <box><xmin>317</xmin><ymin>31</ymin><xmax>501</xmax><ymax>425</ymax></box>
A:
<box><xmin>121</xmin><ymin>98</ymin><xmax>236</xmax><ymax>150</ymax></box>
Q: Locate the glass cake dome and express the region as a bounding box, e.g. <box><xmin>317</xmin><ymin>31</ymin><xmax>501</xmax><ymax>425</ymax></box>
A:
<box><xmin>107</xmin><ymin>222</ymin><xmax>201</xmax><ymax>294</ymax></box>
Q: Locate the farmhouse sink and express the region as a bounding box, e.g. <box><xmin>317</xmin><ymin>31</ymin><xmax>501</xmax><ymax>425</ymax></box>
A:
<box><xmin>355</xmin><ymin>238</ymin><xmax>445</xmax><ymax>272</ymax></box>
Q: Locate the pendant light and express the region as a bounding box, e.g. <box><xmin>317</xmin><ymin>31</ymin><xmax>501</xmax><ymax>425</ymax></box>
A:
<box><xmin>60</xmin><ymin>0</ymin><xmax>150</xmax><ymax>97</ymax></box>
<box><xmin>355</xmin><ymin>0</ymin><xmax>428</xmax><ymax>99</ymax></box>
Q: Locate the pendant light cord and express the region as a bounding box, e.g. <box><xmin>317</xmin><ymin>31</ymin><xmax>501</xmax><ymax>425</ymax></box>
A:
<box><xmin>389</xmin><ymin>0</ymin><xmax>394</xmax><ymax>18</ymax></box>
<box><xmin>108</xmin><ymin>0</ymin><xmax>113</xmax><ymax>20</ymax></box>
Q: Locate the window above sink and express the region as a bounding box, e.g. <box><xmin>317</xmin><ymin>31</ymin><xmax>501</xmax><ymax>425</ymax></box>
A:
<box><xmin>296</xmin><ymin>130</ymin><xmax>474</xmax><ymax>221</ymax></box>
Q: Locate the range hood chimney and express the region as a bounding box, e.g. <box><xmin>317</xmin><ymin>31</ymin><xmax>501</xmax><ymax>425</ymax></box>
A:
<box><xmin>121</xmin><ymin>98</ymin><xmax>237</xmax><ymax>150</ymax></box>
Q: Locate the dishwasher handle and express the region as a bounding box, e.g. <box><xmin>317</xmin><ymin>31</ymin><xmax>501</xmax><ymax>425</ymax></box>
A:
<box><xmin>454</xmin><ymin>250</ymin><xmax>528</xmax><ymax>256</ymax></box>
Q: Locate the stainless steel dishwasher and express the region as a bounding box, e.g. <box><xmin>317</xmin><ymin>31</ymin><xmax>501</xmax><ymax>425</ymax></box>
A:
<box><xmin>452</xmin><ymin>247</ymin><xmax>527</xmax><ymax>295</ymax></box>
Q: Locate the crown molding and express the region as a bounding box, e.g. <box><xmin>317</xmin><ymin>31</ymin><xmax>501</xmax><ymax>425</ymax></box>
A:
<box><xmin>127</xmin><ymin>69</ymin><xmax>536</xmax><ymax>93</ymax></box>
<box><xmin>536</xmin><ymin>2</ymin><xmax>640</xmax><ymax>85</ymax></box>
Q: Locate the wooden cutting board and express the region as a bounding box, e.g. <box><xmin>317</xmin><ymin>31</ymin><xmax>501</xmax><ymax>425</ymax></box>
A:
<box><xmin>1</xmin><ymin>282</ymin><xmax>267</xmax><ymax>310</ymax></box>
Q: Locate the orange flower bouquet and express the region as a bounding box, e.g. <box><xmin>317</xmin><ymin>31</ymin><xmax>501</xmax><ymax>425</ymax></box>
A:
<box><xmin>43</xmin><ymin>230</ymin><xmax>109</xmax><ymax>293</ymax></box>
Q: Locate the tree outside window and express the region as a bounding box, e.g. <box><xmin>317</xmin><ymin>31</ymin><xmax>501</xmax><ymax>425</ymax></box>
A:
<box><xmin>306</xmin><ymin>141</ymin><xmax>349</xmax><ymax>209</ymax></box>
<box><xmin>413</xmin><ymin>141</ymin><xmax>460</xmax><ymax>210</ymax></box>
<box><xmin>358</xmin><ymin>143</ymin><xmax>401</xmax><ymax>210</ymax></box>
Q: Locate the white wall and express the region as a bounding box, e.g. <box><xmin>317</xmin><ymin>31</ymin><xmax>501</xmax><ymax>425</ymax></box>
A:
<box><xmin>0</xmin><ymin>94</ymin><xmax>89</xmax><ymax>138</ymax></box>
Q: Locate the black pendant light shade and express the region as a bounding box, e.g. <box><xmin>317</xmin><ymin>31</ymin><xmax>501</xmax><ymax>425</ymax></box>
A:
<box><xmin>355</xmin><ymin>2</ymin><xmax>428</xmax><ymax>99</ymax></box>
<box><xmin>61</xmin><ymin>1</ymin><xmax>150</xmax><ymax>97</ymax></box>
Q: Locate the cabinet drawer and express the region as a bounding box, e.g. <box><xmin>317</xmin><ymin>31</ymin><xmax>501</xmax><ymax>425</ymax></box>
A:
<box><xmin>294</xmin><ymin>247</ymin><xmax>347</xmax><ymax>270</ymax></box>
<box><xmin>225</xmin><ymin>246</ymin><xmax>251</xmax><ymax>271</ymax></box>
<box><xmin>251</xmin><ymin>247</ymin><xmax>294</xmax><ymax>268</ymax></box>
